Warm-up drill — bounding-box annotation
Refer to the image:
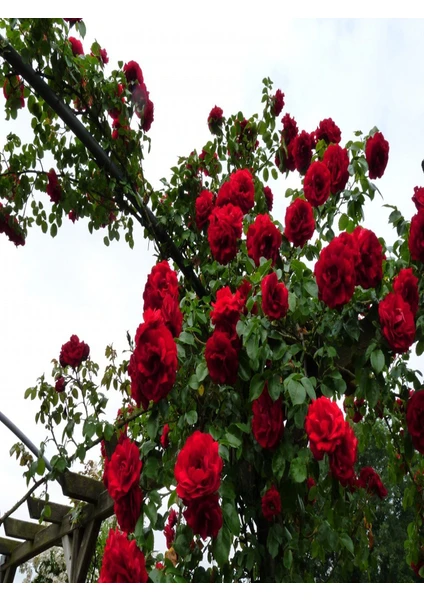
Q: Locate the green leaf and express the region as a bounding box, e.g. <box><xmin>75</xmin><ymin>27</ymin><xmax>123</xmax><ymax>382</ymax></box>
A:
<box><xmin>173</xmin><ymin>525</ymin><xmax>192</xmax><ymax>558</ymax></box>
<box><xmin>289</xmin><ymin>457</ymin><xmax>307</xmax><ymax>483</ymax></box>
<box><xmin>225</xmin><ymin>432</ymin><xmax>242</xmax><ymax>448</ymax></box>
<box><xmin>195</xmin><ymin>362</ymin><xmax>209</xmax><ymax>382</ymax></box>
<box><xmin>288</xmin><ymin>379</ymin><xmax>306</xmax><ymax>406</ymax></box>
<box><xmin>283</xmin><ymin>548</ymin><xmax>293</xmax><ymax>570</ymax></box>
<box><xmin>272</xmin><ymin>446</ymin><xmax>286</xmax><ymax>481</ymax></box>
<box><xmin>338</xmin><ymin>213</ymin><xmax>349</xmax><ymax>231</ymax></box>
<box><xmin>188</xmin><ymin>374</ymin><xmax>199</xmax><ymax>390</ymax></box>
<box><xmin>304</xmin><ymin>280</ymin><xmax>318</xmax><ymax>298</ymax></box>
<box><xmin>185</xmin><ymin>410</ymin><xmax>198</xmax><ymax>425</ymax></box>
<box><xmin>179</xmin><ymin>331</ymin><xmax>195</xmax><ymax>346</ymax></box>
<box><xmin>371</xmin><ymin>349</ymin><xmax>385</xmax><ymax>374</ymax></box>
<box><xmin>144</xmin><ymin>502</ymin><xmax>157</xmax><ymax>526</ymax></box>
<box><xmin>339</xmin><ymin>532</ymin><xmax>354</xmax><ymax>555</ymax></box>
<box><xmin>212</xmin><ymin>526</ymin><xmax>232</xmax><ymax>567</ymax></box>
<box><xmin>249</xmin><ymin>373</ymin><xmax>265</xmax><ymax>401</ymax></box>
<box><xmin>223</xmin><ymin>502</ymin><xmax>240</xmax><ymax>536</ymax></box>
<box><xmin>301</xmin><ymin>377</ymin><xmax>316</xmax><ymax>400</ymax></box>
<box><xmin>36</xmin><ymin>458</ymin><xmax>45</xmax><ymax>476</ymax></box>
<box><xmin>268</xmin><ymin>373</ymin><xmax>281</xmax><ymax>400</ymax></box>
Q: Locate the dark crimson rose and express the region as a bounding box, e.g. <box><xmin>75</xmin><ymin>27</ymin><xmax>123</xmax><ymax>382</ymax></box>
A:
<box><xmin>357</xmin><ymin>467</ymin><xmax>388</xmax><ymax>499</ymax></box>
<box><xmin>303</xmin><ymin>161</ymin><xmax>331</xmax><ymax>207</ymax></box>
<box><xmin>46</xmin><ymin>169</ymin><xmax>62</xmax><ymax>203</ymax></box>
<box><xmin>160</xmin><ymin>424</ymin><xmax>170</xmax><ymax>449</ymax></box>
<box><xmin>59</xmin><ymin>334</ymin><xmax>90</xmax><ymax>369</ymax></box>
<box><xmin>215</xmin><ymin>180</ymin><xmax>233</xmax><ymax>207</ymax></box>
<box><xmin>208</xmin><ymin>105</ymin><xmax>224</xmax><ymax>135</ymax></box>
<box><xmin>329</xmin><ymin>422</ymin><xmax>358</xmax><ymax>486</ymax></box>
<box><xmin>205</xmin><ymin>330</ymin><xmax>239</xmax><ymax>385</ymax></box>
<box><xmin>271</xmin><ymin>89</ymin><xmax>285</xmax><ymax>117</ymax></box>
<box><xmin>291</xmin><ymin>130</ymin><xmax>313</xmax><ymax>174</ymax></box>
<box><xmin>123</xmin><ymin>60</ymin><xmax>144</xmax><ymax>86</ymax></box>
<box><xmin>261</xmin><ymin>272</ymin><xmax>288</xmax><ymax>320</ymax></box>
<box><xmin>160</xmin><ymin>294</ymin><xmax>183</xmax><ymax>338</ymax></box>
<box><xmin>129</xmin><ymin>309</ymin><xmax>178</xmax><ymax>403</ymax></box>
<box><xmin>174</xmin><ymin>431</ymin><xmax>223</xmax><ymax>501</ymax></box>
<box><xmin>252</xmin><ymin>385</ymin><xmax>284</xmax><ymax>450</ymax></box>
<box><xmin>305</xmin><ymin>396</ymin><xmax>345</xmax><ymax>460</ymax></box>
<box><xmin>246</xmin><ymin>214</ymin><xmax>282</xmax><ymax>267</ymax></box>
<box><xmin>163</xmin><ymin>508</ymin><xmax>177</xmax><ymax>548</ymax></box>
<box><xmin>0</xmin><ymin>203</ymin><xmax>25</xmax><ymax>246</ymax></box>
<box><xmin>412</xmin><ymin>186</ymin><xmax>424</xmax><ymax>210</ymax></box>
<box><xmin>210</xmin><ymin>286</ymin><xmax>242</xmax><ymax>340</ymax></box>
<box><xmin>114</xmin><ymin>484</ymin><xmax>143</xmax><ymax>534</ymax></box>
<box><xmin>230</xmin><ymin>169</ymin><xmax>255</xmax><ymax>214</ymax></box>
<box><xmin>141</xmin><ymin>97</ymin><xmax>154</xmax><ymax>132</ymax></box>
<box><xmin>168</xmin><ymin>508</ymin><xmax>178</xmax><ymax>528</ymax></box>
<box><xmin>409</xmin><ymin>209</ymin><xmax>424</xmax><ymax>262</ymax></box>
<box><xmin>184</xmin><ymin>494</ymin><xmax>223</xmax><ymax>540</ymax></box>
<box><xmin>352</xmin><ymin>226</ymin><xmax>384</xmax><ymax>289</ymax></box>
<box><xmin>314</xmin><ymin>235</ymin><xmax>357</xmax><ymax>309</ymax></box>
<box><xmin>143</xmin><ymin>260</ymin><xmax>179</xmax><ymax>312</ymax></box>
<box><xmin>378</xmin><ymin>292</ymin><xmax>415</xmax><ymax>354</ymax></box>
<box><xmin>314</xmin><ymin>118</ymin><xmax>341</xmax><ymax>145</ymax></box>
<box><xmin>281</xmin><ymin>113</ymin><xmax>298</xmax><ymax>145</ymax></box>
<box><xmin>284</xmin><ymin>198</ymin><xmax>315</xmax><ymax>248</ymax></box>
<box><xmin>261</xmin><ymin>486</ymin><xmax>281</xmax><ymax>521</ymax></box>
<box><xmin>263</xmin><ymin>186</ymin><xmax>273</xmax><ymax>211</ymax></box>
<box><xmin>106</xmin><ymin>437</ymin><xmax>142</xmax><ymax>501</ymax></box>
<box><xmin>100</xmin><ymin>48</ymin><xmax>109</xmax><ymax>65</ymax></box>
<box><xmin>69</xmin><ymin>36</ymin><xmax>84</xmax><ymax>56</ymax></box>
<box><xmin>128</xmin><ymin>359</ymin><xmax>149</xmax><ymax>410</ymax></box>
<box><xmin>393</xmin><ymin>268</ymin><xmax>419</xmax><ymax>315</ymax></box>
<box><xmin>322</xmin><ymin>144</ymin><xmax>349</xmax><ymax>194</ymax></box>
<box><xmin>208</xmin><ymin>203</ymin><xmax>243</xmax><ymax>265</ymax></box>
<box><xmin>406</xmin><ymin>390</ymin><xmax>424</xmax><ymax>454</ymax></box>
<box><xmin>55</xmin><ymin>377</ymin><xmax>66</xmax><ymax>393</ymax></box>
<box><xmin>365</xmin><ymin>131</ymin><xmax>389</xmax><ymax>179</ymax></box>
<box><xmin>98</xmin><ymin>529</ymin><xmax>148</xmax><ymax>583</ymax></box>
<box><xmin>68</xmin><ymin>210</ymin><xmax>78</xmax><ymax>223</ymax></box>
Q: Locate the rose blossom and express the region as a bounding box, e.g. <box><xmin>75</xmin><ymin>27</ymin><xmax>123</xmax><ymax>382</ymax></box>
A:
<box><xmin>160</xmin><ymin>424</ymin><xmax>170</xmax><ymax>449</ymax></box>
<box><xmin>284</xmin><ymin>198</ymin><xmax>315</xmax><ymax>248</ymax></box>
<box><xmin>378</xmin><ymin>292</ymin><xmax>415</xmax><ymax>354</ymax></box>
<box><xmin>98</xmin><ymin>529</ymin><xmax>148</xmax><ymax>583</ymax></box>
<box><xmin>261</xmin><ymin>272</ymin><xmax>288</xmax><ymax>320</ymax></box>
<box><xmin>143</xmin><ymin>260</ymin><xmax>179</xmax><ymax>311</ymax></box>
<box><xmin>412</xmin><ymin>186</ymin><xmax>424</xmax><ymax>210</ymax></box>
<box><xmin>281</xmin><ymin>113</ymin><xmax>298</xmax><ymax>145</ymax></box>
<box><xmin>305</xmin><ymin>396</ymin><xmax>345</xmax><ymax>460</ymax></box>
<box><xmin>393</xmin><ymin>268</ymin><xmax>419</xmax><ymax>316</ymax></box>
<box><xmin>106</xmin><ymin>437</ymin><xmax>142</xmax><ymax>501</ymax></box>
<box><xmin>69</xmin><ymin>36</ymin><xmax>84</xmax><ymax>56</ymax></box>
<box><xmin>208</xmin><ymin>105</ymin><xmax>224</xmax><ymax>135</ymax></box>
<box><xmin>59</xmin><ymin>334</ymin><xmax>90</xmax><ymax>369</ymax></box>
<box><xmin>184</xmin><ymin>494</ymin><xmax>223</xmax><ymax>540</ymax></box>
<box><xmin>46</xmin><ymin>169</ymin><xmax>62</xmax><ymax>203</ymax></box>
<box><xmin>406</xmin><ymin>390</ymin><xmax>424</xmax><ymax>454</ymax></box>
<box><xmin>114</xmin><ymin>484</ymin><xmax>143</xmax><ymax>534</ymax></box>
<box><xmin>210</xmin><ymin>286</ymin><xmax>243</xmax><ymax>340</ymax></box>
<box><xmin>208</xmin><ymin>203</ymin><xmax>243</xmax><ymax>265</ymax></box>
<box><xmin>252</xmin><ymin>385</ymin><xmax>284</xmax><ymax>450</ymax></box>
<box><xmin>55</xmin><ymin>377</ymin><xmax>66</xmax><ymax>393</ymax></box>
<box><xmin>174</xmin><ymin>431</ymin><xmax>223</xmax><ymax>501</ymax></box>
<box><xmin>329</xmin><ymin>422</ymin><xmax>358</xmax><ymax>486</ymax></box>
<box><xmin>271</xmin><ymin>89</ymin><xmax>285</xmax><ymax>117</ymax></box>
<box><xmin>357</xmin><ymin>467</ymin><xmax>388</xmax><ymax>499</ymax></box>
<box><xmin>261</xmin><ymin>486</ymin><xmax>281</xmax><ymax>521</ymax></box>
<box><xmin>216</xmin><ymin>169</ymin><xmax>255</xmax><ymax>214</ymax></box>
<box><xmin>322</xmin><ymin>144</ymin><xmax>349</xmax><ymax>194</ymax></box>
<box><xmin>195</xmin><ymin>189</ymin><xmax>214</xmax><ymax>230</ymax></box>
<box><xmin>123</xmin><ymin>60</ymin><xmax>143</xmax><ymax>86</ymax></box>
<box><xmin>365</xmin><ymin>131</ymin><xmax>389</xmax><ymax>179</ymax></box>
<box><xmin>314</xmin><ymin>235</ymin><xmax>357</xmax><ymax>309</ymax></box>
<box><xmin>263</xmin><ymin>186</ymin><xmax>273</xmax><ymax>211</ymax></box>
<box><xmin>205</xmin><ymin>330</ymin><xmax>239</xmax><ymax>385</ymax></box>
<box><xmin>291</xmin><ymin>130</ymin><xmax>313</xmax><ymax>174</ymax></box>
<box><xmin>246</xmin><ymin>214</ymin><xmax>282</xmax><ymax>267</ymax></box>
<box><xmin>352</xmin><ymin>226</ymin><xmax>384</xmax><ymax>289</ymax></box>
<box><xmin>303</xmin><ymin>161</ymin><xmax>331</xmax><ymax>207</ymax></box>
<box><xmin>408</xmin><ymin>209</ymin><xmax>424</xmax><ymax>262</ymax></box>
<box><xmin>314</xmin><ymin>118</ymin><xmax>341</xmax><ymax>145</ymax></box>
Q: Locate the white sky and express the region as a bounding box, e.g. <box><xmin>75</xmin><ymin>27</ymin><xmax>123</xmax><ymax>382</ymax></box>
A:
<box><xmin>1</xmin><ymin>13</ymin><xmax>424</xmax><ymax>583</ymax></box>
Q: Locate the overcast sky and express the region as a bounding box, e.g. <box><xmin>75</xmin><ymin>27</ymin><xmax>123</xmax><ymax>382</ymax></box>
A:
<box><xmin>1</xmin><ymin>15</ymin><xmax>424</xmax><ymax>578</ymax></box>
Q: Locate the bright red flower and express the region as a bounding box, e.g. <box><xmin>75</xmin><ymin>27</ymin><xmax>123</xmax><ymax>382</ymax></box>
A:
<box><xmin>59</xmin><ymin>334</ymin><xmax>90</xmax><ymax>369</ymax></box>
<box><xmin>55</xmin><ymin>377</ymin><xmax>66</xmax><ymax>393</ymax></box>
<box><xmin>281</xmin><ymin>113</ymin><xmax>298</xmax><ymax>145</ymax></box>
<box><xmin>365</xmin><ymin>131</ymin><xmax>389</xmax><ymax>179</ymax></box>
<box><xmin>261</xmin><ymin>272</ymin><xmax>288</xmax><ymax>320</ymax></box>
<box><xmin>252</xmin><ymin>385</ymin><xmax>284</xmax><ymax>450</ymax></box>
<box><xmin>106</xmin><ymin>437</ymin><xmax>142</xmax><ymax>501</ymax></box>
<box><xmin>406</xmin><ymin>390</ymin><xmax>424</xmax><ymax>454</ymax></box>
<box><xmin>229</xmin><ymin>169</ymin><xmax>255</xmax><ymax>214</ymax></box>
<box><xmin>357</xmin><ymin>467</ymin><xmax>388</xmax><ymax>499</ymax></box>
<box><xmin>329</xmin><ymin>421</ymin><xmax>358</xmax><ymax>486</ymax></box>
<box><xmin>208</xmin><ymin>106</ymin><xmax>224</xmax><ymax>135</ymax></box>
<box><xmin>143</xmin><ymin>260</ymin><xmax>179</xmax><ymax>311</ymax></box>
<box><xmin>98</xmin><ymin>529</ymin><xmax>148</xmax><ymax>583</ymax></box>
<box><xmin>123</xmin><ymin>60</ymin><xmax>144</xmax><ymax>86</ymax></box>
<box><xmin>322</xmin><ymin>144</ymin><xmax>349</xmax><ymax>194</ymax></box>
<box><xmin>314</xmin><ymin>235</ymin><xmax>357</xmax><ymax>309</ymax></box>
<box><xmin>69</xmin><ymin>36</ymin><xmax>84</xmax><ymax>56</ymax></box>
<box><xmin>271</xmin><ymin>89</ymin><xmax>285</xmax><ymax>117</ymax></box>
<box><xmin>303</xmin><ymin>161</ymin><xmax>331</xmax><ymax>207</ymax></box>
<box><xmin>393</xmin><ymin>268</ymin><xmax>419</xmax><ymax>316</ymax></box>
<box><xmin>184</xmin><ymin>494</ymin><xmax>223</xmax><ymax>540</ymax></box>
<box><xmin>205</xmin><ymin>330</ymin><xmax>239</xmax><ymax>385</ymax></box>
<box><xmin>160</xmin><ymin>424</ymin><xmax>170</xmax><ymax>449</ymax></box>
<box><xmin>246</xmin><ymin>214</ymin><xmax>282</xmax><ymax>267</ymax></box>
<box><xmin>210</xmin><ymin>286</ymin><xmax>243</xmax><ymax>340</ymax></box>
<box><xmin>409</xmin><ymin>209</ymin><xmax>424</xmax><ymax>262</ymax></box>
<box><xmin>114</xmin><ymin>484</ymin><xmax>143</xmax><ymax>534</ymax></box>
<box><xmin>284</xmin><ymin>198</ymin><xmax>315</xmax><ymax>248</ymax></box>
<box><xmin>100</xmin><ymin>48</ymin><xmax>109</xmax><ymax>65</ymax></box>
<box><xmin>378</xmin><ymin>292</ymin><xmax>415</xmax><ymax>354</ymax></box>
<box><xmin>352</xmin><ymin>226</ymin><xmax>384</xmax><ymax>289</ymax></box>
<box><xmin>261</xmin><ymin>486</ymin><xmax>281</xmax><ymax>521</ymax></box>
<box><xmin>195</xmin><ymin>190</ymin><xmax>214</xmax><ymax>230</ymax></box>
<box><xmin>263</xmin><ymin>186</ymin><xmax>274</xmax><ymax>211</ymax></box>
<box><xmin>291</xmin><ymin>131</ymin><xmax>313</xmax><ymax>175</ymax></box>
<box><xmin>46</xmin><ymin>169</ymin><xmax>62</xmax><ymax>203</ymax></box>
<box><xmin>160</xmin><ymin>294</ymin><xmax>183</xmax><ymax>338</ymax></box>
<box><xmin>208</xmin><ymin>203</ymin><xmax>243</xmax><ymax>265</ymax></box>
<box><xmin>174</xmin><ymin>431</ymin><xmax>223</xmax><ymax>501</ymax></box>
<box><xmin>305</xmin><ymin>396</ymin><xmax>345</xmax><ymax>460</ymax></box>
<box><xmin>412</xmin><ymin>186</ymin><xmax>424</xmax><ymax>210</ymax></box>
<box><xmin>314</xmin><ymin>118</ymin><xmax>341</xmax><ymax>145</ymax></box>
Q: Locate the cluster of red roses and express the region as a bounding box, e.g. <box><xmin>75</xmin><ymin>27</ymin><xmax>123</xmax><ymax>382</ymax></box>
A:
<box><xmin>305</xmin><ymin>396</ymin><xmax>387</xmax><ymax>497</ymax></box>
<box><xmin>252</xmin><ymin>384</ymin><xmax>284</xmax><ymax>450</ymax></box>
<box><xmin>3</xmin><ymin>75</ymin><xmax>25</xmax><ymax>109</ymax></box>
<box><xmin>59</xmin><ymin>334</ymin><xmax>90</xmax><ymax>369</ymax></box>
<box><xmin>99</xmin><ymin>529</ymin><xmax>148</xmax><ymax>583</ymax></box>
<box><xmin>46</xmin><ymin>168</ymin><xmax>62</xmax><ymax>204</ymax></box>
<box><xmin>122</xmin><ymin>60</ymin><xmax>154</xmax><ymax>133</ymax></box>
<box><xmin>174</xmin><ymin>431</ymin><xmax>223</xmax><ymax>540</ymax></box>
<box><xmin>0</xmin><ymin>202</ymin><xmax>25</xmax><ymax>246</ymax></box>
<box><xmin>128</xmin><ymin>261</ymin><xmax>180</xmax><ymax>410</ymax></box>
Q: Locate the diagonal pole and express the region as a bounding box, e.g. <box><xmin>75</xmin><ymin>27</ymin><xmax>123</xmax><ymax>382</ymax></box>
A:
<box><xmin>0</xmin><ymin>411</ymin><xmax>52</xmax><ymax>471</ymax></box>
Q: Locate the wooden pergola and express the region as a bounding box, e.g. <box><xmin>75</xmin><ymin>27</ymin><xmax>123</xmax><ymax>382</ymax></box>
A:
<box><xmin>0</xmin><ymin>471</ymin><xmax>113</xmax><ymax>583</ymax></box>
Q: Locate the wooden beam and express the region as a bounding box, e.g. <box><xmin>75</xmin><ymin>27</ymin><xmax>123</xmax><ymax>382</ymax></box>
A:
<box><xmin>0</xmin><ymin>565</ymin><xmax>16</xmax><ymax>583</ymax></box>
<box><xmin>0</xmin><ymin>538</ymin><xmax>21</xmax><ymax>555</ymax></box>
<box><xmin>27</xmin><ymin>496</ymin><xmax>71</xmax><ymax>524</ymax></box>
<box><xmin>3</xmin><ymin>517</ymin><xmax>46</xmax><ymax>541</ymax></box>
<box><xmin>59</xmin><ymin>471</ymin><xmax>105</xmax><ymax>503</ymax></box>
<box><xmin>70</xmin><ymin>520</ymin><xmax>102</xmax><ymax>583</ymax></box>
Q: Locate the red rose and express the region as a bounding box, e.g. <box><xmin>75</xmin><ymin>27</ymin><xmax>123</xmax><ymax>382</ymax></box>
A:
<box><xmin>252</xmin><ymin>385</ymin><xmax>284</xmax><ymax>450</ymax></box>
<box><xmin>208</xmin><ymin>203</ymin><xmax>243</xmax><ymax>265</ymax></box>
<box><xmin>205</xmin><ymin>330</ymin><xmax>239</xmax><ymax>385</ymax></box>
<box><xmin>393</xmin><ymin>268</ymin><xmax>419</xmax><ymax>316</ymax></box>
<box><xmin>409</xmin><ymin>209</ymin><xmax>424</xmax><ymax>262</ymax></box>
<box><xmin>291</xmin><ymin>131</ymin><xmax>313</xmax><ymax>175</ymax></box>
<box><xmin>215</xmin><ymin>180</ymin><xmax>233</xmax><ymax>207</ymax></box>
<box><xmin>129</xmin><ymin>309</ymin><xmax>178</xmax><ymax>403</ymax></box>
<box><xmin>352</xmin><ymin>226</ymin><xmax>384</xmax><ymax>289</ymax></box>
<box><xmin>98</xmin><ymin>529</ymin><xmax>148</xmax><ymax>583</ymax></box>
<box><xmin>59</xmin><ymin>334</ymin><xmax>90</xmax><ymax>369</ymax></box>
<box><xmin>357</xmin><ymin>467</ymin><xmax>388</xmax><ymax>499</ymax></box>
<box><xmin>160</xmin><ymin>424</ymin><xmax>170</xmax><ymax>449</ymax></box>
<box><xmin>55</xmin><ymin>377</ymin><xmax>66</xmax><ymax>393</ymax></box>
<box><xmin>68</xmin><ymin>210</ymin><xmax>78</xmax><ymax>223</ymax></box>
<box><xmin>378</xmin><ymin>292</ymin><xmax>415</xmax><ymax>354</ymax></box>
<box><xmin>271</xmin><ymin>89</ymin><xmax>285</xmax><ymax>117</ymax></box>
<box><xmin>314</xmin><ymin>118</ymin><xmax>341</xmax><ymax>145</ymax></box>
<box><xmin>329</xmin><ymin>422</ymin><xmax>358</xmax><ymax>486</ymax></box>
<box><xmin>46</xmin><ymin>169</ymin><xmax>62</xmax><ymax>203</ymax></box>
<box><xmin>210</xmin><ymin>286</ymin><xmax>243</xmax><ymax>339</ymax></box>
<box><xmin>123</xmin><ymin>60</ymin><xmax>144</xmax><ymax>86</ymax></box>
<box><xmin>322</xmin><ymin>144</ymin><xmax>349</xmax><ymax>194</ymax></box>
<box><xmin>143</xmin><ymin>260</ymin><xmax>179</xmax><ymax>311</ymax></box>
<box><xmin>184</xmin><ymin>494</ymin><xmax>223</xmax><ymax>540</ymax></box>
<box><xmin>305</xmin><ymin>396</ymin><xmax>345</xmax><ymax>460</ymax></box>
<box><xmin>160</xmin><ymin>294</ymin><xmax>183</xmax><ymax>338</ymax></box>
<box><xmin>303</xmin><ymin>161</ymin><xmax>331</xmax><ymax>207</ymax></box>
<box><xmin>246</xmin><ymin>214</ymin><xmax>282</xmax><ymax>267</ymax></box>
<box><xmin>229</xmin><ymin>169</ymin><xmax>255</xmax><ymax>214</ymax></box>
<box><xmin>261</xmin><ymin>486</ymin><xmax>281</xmax><ymax>521</ymax></box>
<box><xmin>314</xmin><ymin>235</ymin><xmax>357</xmax><ymax>309</ymax></box>
<box><xmin>284</xmin><ymin>198</ymin><xmax>315</xmax><ymax>248</ymax></box>
<box><xmin>106</xmin><ymin>437</ymin><xmax>142</xmax><ymax>501</ymax></box>
<box><xmin>412</xmin><ymin>186</ymin><xmax>424</xmax><ymax>210</ymax></box>
<box><xmin>69</xmin><ymin>36</ymin><xmax>84</xmax><ymax>56</ymax></box>
<box><xmin>281</xmin><ymin>113</ymin><xmax>298</xmax><ymax>145</ymax></box>
<box><xmin>114</xmin><ymin>484</ymin><xmax>143</xmax><ymax>533</ymax></box>
<box><xmin>261</xmin><ymin>272</ymin><xmax>288</xmax><ymax>321</ymax></box>
<box><xmin>99</xmin><ymin>48</ymin><xmax>109</xmax><ymax>65</ymax></box>
<box><xmin>164</xmin><ymin>508</ymin><xmax>177</xmax><ymax>548</ymax></box>
<box><xmin>365</xmin><ymin>131</ymin><xmax>389</xmax><ymax>179</ymax></box>
<box><xmin>174</xmin><ymin>431</ymin><xmax>223</xmax><ymax>501</ymax></box>
<box><xmin>208</xmin><ymin>105</ymin><xmax>224</xmax><ymax>135</ymax></box>
<box><xmin>406</xmin><ymin>390</ymin><xmax>424</xmax><ymax>454</ymax></box>
<box><xmin>140</xmin><ymin>97</ymin><xmax>154</xmax><ymax>132</ymax></box>
<box><xmin>263</xmin><ymin>186</ymin><xmax>273</xmax><ymax>211</ymax></box>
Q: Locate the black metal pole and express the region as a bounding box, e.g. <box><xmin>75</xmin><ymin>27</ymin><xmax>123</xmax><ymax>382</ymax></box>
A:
<box><xmin>0</xmin><ymin>411</ymin><xmax>52</xmax><ymax>471</ymax></box>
